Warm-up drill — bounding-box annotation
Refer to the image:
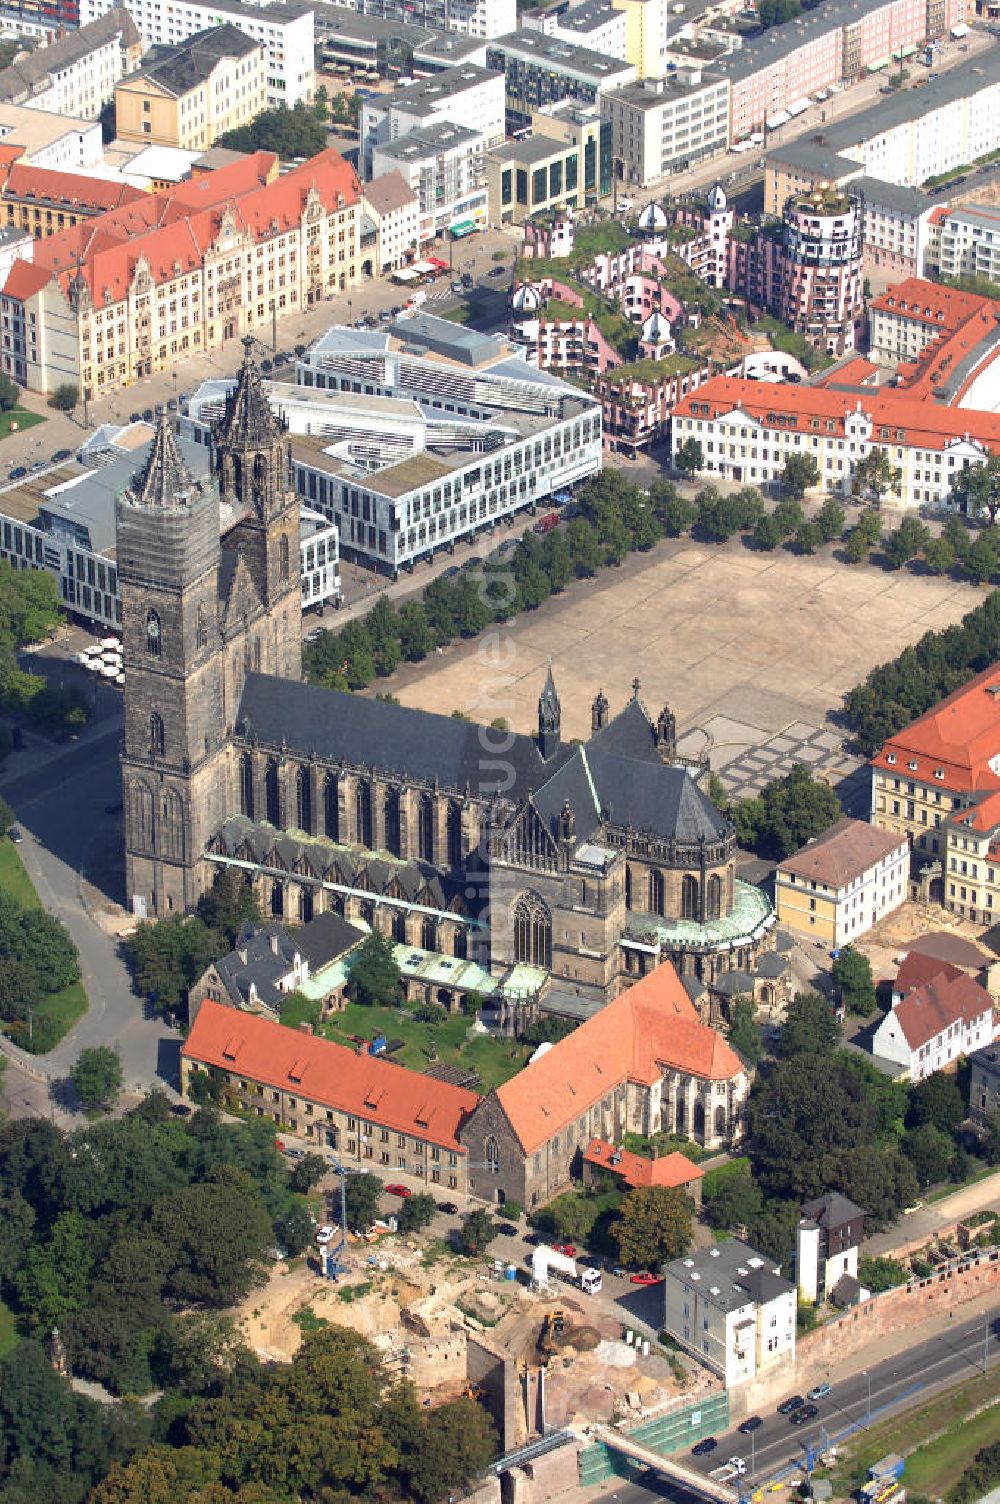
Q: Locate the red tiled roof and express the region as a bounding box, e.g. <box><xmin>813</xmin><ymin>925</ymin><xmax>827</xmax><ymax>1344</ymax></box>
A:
<box><xmin>777</xmin><ymin>816</ymin><xmax>907</xmax><ymax>888</ymax></box>
<box><xmin>183</xmin><ymin>999</ymin><xmax>479</xmax><ymax>1151</ymax></box>
<box><xmin>494</xmin><ymin>964</ymin><xmax>745</xmax><ymax>1155</ymax></box>
<box><xmin>891</xmin><ymin>971</ymin><xmax>993</xmax><ymax>1051</ymax></box>
<box><xmin>3</xmin><ymin>259</ymin><xmax>50</xmax><ymax>300</ymax></box>
<box><xmin>894</xmin><ymin>952</ymin><xmax>964</xmax><ymax>996</ymax></box>
<box><xmin>2</xmin><ymin>164</ymin><xmax>147</xmax><ymax>213</ymax></box>
<box><xmin>674</xmin><ymin>375</ymin><xmax>1000</xmax><ymax>454</ymax></box>
<box><xmin>583</xmin><ymin>1137</ymin><xmax>704</xmax><ymax>1190</ymax></box>
<box><xmin>870</xmin><ymin>277</ymin><xmax>990</xmax><ymax>329</ymax></box>
<box><xmin>870</xmin><ymin>662</ymin><xmax>1000</xmax><ymax>794</ymax></box>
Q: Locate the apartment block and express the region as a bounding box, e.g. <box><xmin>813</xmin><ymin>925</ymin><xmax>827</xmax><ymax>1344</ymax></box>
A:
<box><xmin>361</xmin><ymin>169</ymin><xmax>420</xmax><ymax>271</ymax></box>
<box><xmin>322</xmin><ymin>0</ymin><xmax>516</xmax><ymax>42</ymax></box>
<box><xmin>360</xmin><ymin>62</ymin><xmax>504</xmax><ymax>175</ymax></box>
<box><xmin>0</xmin><ymin>10</ymin><xmax>141</xmax><ymax>120</ymax></box>
<box><xmin>314</xmin><ymin>10</ymin><xmax>488</xmax><ymax>78</ymax></box>
<box><xmin>934</xmin><ymin>202</ymin><xmax>1000</xmax><ymax>285</ymax></box>
<box><xmin>84</xmin><ymin>0</ymin><xmax>314</xmax><ymax>108</ymax></box>
<box><xmin>486</xmin><ymin>30</ymin><xmax>634</xmax><ymax>132</ymax></box>
<box><xmin>487</xmin><ymin>109</ymin><xmax>609</xmax><ymax>223</ymax></box>
<box><xmin>115</xmin><ymin>25</ymin><xmax>267</xmax><ymax>151</ymax></box>
<box><xmin>662</xmin><ymin>1239</ymin><xmax>796</xmax><ymax>1387</ymax></box>
<box><xmin>601</xmin><ymin>67</ymin><xmax>729</xmax><ymax>189</ymax></box>
<box><xmin>372</xmin><ymin>121</ymin><xmax>486</xmax><ymax>241</ymax></box>
<box><xmin>521</xmin><ymin>0</ymin><xmax>628</xmax><ymax>62</ymax></box>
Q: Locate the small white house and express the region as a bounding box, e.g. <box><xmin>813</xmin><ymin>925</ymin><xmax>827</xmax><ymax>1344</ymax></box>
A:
<box><xmin>872</xmin><ymin>955</ymin><xmax>995</xmax><ymax>1081</ymax></box>
<box><xmin>662</xmin><ymin>1238</ymin><xmax>796</xmax><ymax>1388</ymax></box>
<box><xmin>796</xmin><ymin>1191</ymin><xmax>865</xmax><ymax>1304</ymax></box>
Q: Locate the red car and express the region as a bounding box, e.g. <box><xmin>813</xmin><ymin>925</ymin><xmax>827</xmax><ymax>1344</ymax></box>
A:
<box><xmin>553</xmin><ymin>1242</ymin><xmax>576</xmax><ymax>1257</ymax></box>
<box><xmin>631</xmin><ymin>1271</ymin><xmax>662</xmax><ymax>1286</ymax></box>
<box><xmin>385</xmin><ymin>1184</ymin><xmax>412</xmax><ymax>1199</ymax></box>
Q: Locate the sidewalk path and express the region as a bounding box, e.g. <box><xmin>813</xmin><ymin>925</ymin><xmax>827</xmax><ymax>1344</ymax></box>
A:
<box><xmin>864</xmin><ymin>1172</ymin><xmax>1000</xmax><ymax>1258</ymax></box>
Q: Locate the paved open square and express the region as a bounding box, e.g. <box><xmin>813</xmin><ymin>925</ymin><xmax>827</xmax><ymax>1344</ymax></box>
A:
<box><xmin>379</xmin><ymin>539</ymin><xmax>982</xmax><ymax>796</ymax></box>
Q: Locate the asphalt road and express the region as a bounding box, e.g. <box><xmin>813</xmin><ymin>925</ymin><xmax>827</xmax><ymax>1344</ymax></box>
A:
<box><xmin>684</xmin><ymin>1307</ymin><xmax>1000</xmax><ymax>1487</ymax></box>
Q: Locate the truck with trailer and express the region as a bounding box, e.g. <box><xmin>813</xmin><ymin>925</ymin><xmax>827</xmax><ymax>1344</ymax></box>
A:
<box><xmin>530</xmin><ymin>1245</ymin><xmax>602</xmax><ymax>1294</ymax></box>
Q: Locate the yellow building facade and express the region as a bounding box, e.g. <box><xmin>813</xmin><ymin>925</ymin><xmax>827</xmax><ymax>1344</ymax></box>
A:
<box><xmin>115</xmin><ymin>24</ymin><xmax>266</xmax><ymax>151</ymax></box>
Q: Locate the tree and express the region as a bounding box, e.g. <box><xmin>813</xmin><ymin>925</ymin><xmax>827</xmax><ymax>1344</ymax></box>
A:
<box><xmin>779</xmin><ymin>453</ymin><xmax>819</xmax><ymax>500</ymax></box>
<box><xmin>612</xmin><ymin>1186</ymin><xmax>691</xmax><ymax>1268</ymax></box>
<box><xmin>398</xmin><ymin>602</ymin><xmax>435</xmax><ymax>661</ymax></box>
<box><xmin>125</xmin><ymin>913</ymin><xmax>220</xmax><ymax>1018</ymax></box>
<box><xmin>901</xmin><ymin>1122</ymin><xmax>954</xmax><ymax>1186</ymax></box>
<box><xmin>14</xmin><ymin>1209</ymin><xmax>94</xmax><ymax>1334</ymax></box>
<box><xmin>731</xmin><ymin>762</ymin><xmax>841</xmax><ymax>859</ymax></box>
<box><xmin>824</xmin><ymin>1144</ymin><xmax>918</xmax><ymax>1228</ymax></box>
<box><xmin>883</xmin><ymin>516</ymin><xmax>931</xmax><ymax>570</ymax></box>
<box><xmin>650</xmin><ymin>480</ymin><xmax>695</xmax><ymax>536</ymax></box>
<box><xmin>458</xmin><ymin>1209</ymin><xmax>497</xmax><ymax>1255</ymax></box>
<box><xmin>675</xmin><ymin>437</ymin><xmax>703</xmax><ymax>477</ymax></box>
<box><xmin>906</xmin><ymin>1071</ymin><xmax>965</xmax><ymax>1133</ymax></box>
<box><xmin>288</xmin><ymin>1152</ymin><xmax>327</xmax><ymax>1194</ymax></box>
<box><xmin>964</xmin><ymin>531</ymin><xmax>1000</xmax><ymax>586</ymax></box>
<box><xmin>854</xmin><ymin>446</ymin><xmax>902</xmax><ymax>507</ymax></box>
<box><xmin>348</xmin><ymin>929</ymin><xmax>403</xmax><ymax>1007</ymax></box>
<box><xmin>831</xmin><ymin>947</ymin><xmax>876</xmax><ymax>1015</ymax></box>
<box><xmin>196</xmin><ymin>867</ymin><xmax>260</xmax><ymax>947</ymax></box>
<box><xmin>215</xmin><ymin>99</ymin><xmax>327</xmax><ymax>159</ymax></box>
<box><xmin>407</xmin><ymin>1397</ymin><xmax>498</xmax><ymax>1504</ymax></box>
<box><xmin>772</xmin><ymin>497</ymin><xmax>804</xmax><ymax>537</ymax></box>
<box><xmin>0</xmin><ymin>372</ymin><xmax>19</xmax><ymax>413</ymax></box>
<box><xmin>343</xmin><ymin>1171</ymin><xmax>384</xmax><ymax>1232</ymax></box>
<box><xmin>949</xmin><ymin>454</ymin><xmax>1000</xmax><ymax>523</ymax></box>
<box><xmin>727</xmin><ymin>996</ymin><xmax>762</xmax><ymax>1064</ymax></box>
<box><xmin>70</xmin><ymin>1047</ymin><xmax>123</xmax><ymax>1112</ymax></box>
<box><xmin>753</xmin><ymin>512</ymin><xmax>783</xmax><ymax>550</ymax></box>
<box><xmin>923</xmin><ymin>535</ymin><xmax>957</xmax><ymax>575</ymax></box>
<box><xmin>795</xmin><ymin>521</ymin><xmax>823</xmax><ymax>555</ymax></box>
<box><xmin>567</xmin><ymin>516</ymin><xmax>603</xmax><ymax>577</ymax></box>
<box><xmin>152</xmin><ymin>1172</ymin><xmax>272</xmax><ymax>1307</ymax></box>
<box><xmin>397</xmin><ymin>1192</ymin><xmax>437</xmax><ymax>1234</ymax></box>
<box><xmin>816</xmin><ymin>497</ymin><xmax>846</xmax><ymax>543</ymax></box>
<box><xmin>703</xmin><ymin>1165</ymin><xmax>762</xmax><ymax>1231</ymax></box>
<box><xmin>48</xmin><ymin>384</ymin><xmax>79</xmax><ymax>414</ymax></box>
<box><xmin>777</xmin><ymin>991</ymin><xmax>841</xmax><ymax>1058</ymax></box>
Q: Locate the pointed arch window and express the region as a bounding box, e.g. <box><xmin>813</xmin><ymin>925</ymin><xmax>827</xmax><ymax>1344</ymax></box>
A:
<box><xmin>264</xmin><ymin>758</ymin><xmax>280</xmax><ymax>827</ymax></box>
<box><xmin>279</xmin><ymin>533</ymin><xmax>290</xmax><ymax>581</ymax></box>
<box><xmin>446</xmin><ymin>800</ymin><xmax>463</xmax><ymax>869</ymax></box>
<box><xmin>384</xmin><ymin>786</ymin><xmax>401</xmax><ymax>857</ymax></box>
<box><xmin>161</xmin><ymin>789</ymin><xmax>184</xmax><ymax>862</ymax></box>
<box><xmin>681</xmin><ymin>874</ymin><xmax>700</xmax><ymax>920</ymax></box>
<box><xmin>146</xmin><ymin>608</ymin><xmax>161</xmax><ymax>657</ymax></box>
<box><xmin>196</xmin><ymin>605</ymin><xmax>207</xmax><ymax>650</ymax></box>
<box><xmin>149</xmin><ymin>712</ymin><xmax>165</xmax><ymax>757</ymax></box>
<box><xmin>648</xmin><ymin>869</ymin><xmax>664</xmax><ymax>917</ymax></box>
<box><xmin>625</xmin><ymin>863</ymin><xmax>633</xmax><ymax>909</ymax></box>
<box><xmin>295</xmin><ymin>765</ymin><xmax>312</xmax><ymax>834</ymax></box>
<box><xmin>706</xmin><ymin>873</ymin><xmax>722</xmax><ymax>920</ymax></box>
<box><xmin>323</xmin><ymin>772</ymin><xmax>339</xmax><ymax>841</ymax></box>
<box><xmin>356</xmin><ymin>779</ymin><xmax>373</xmax><ymax>848</ymax></box>
<box><xmin>485</xmin><ymin>1135</ymin><xmax>501</xmax><ymax>1175</ymax></box>
<box><xmin>417</xmin><ymin>792</ymin><xmax>434</xmax><ymax>862</ymax></box>
<box><xmin>513</xmin><ymin>892</ymin><xmax>552</xmax><ymax>969</ymax></box>
<box><xmin>240</xmin><ymin>753</ymin><xmax>254</xmax><ymax>820</ymax></box>
<box><xmin>421</xmin><ymin>916</ymin><xmax>437</xmax><ymax>952</ymax></box>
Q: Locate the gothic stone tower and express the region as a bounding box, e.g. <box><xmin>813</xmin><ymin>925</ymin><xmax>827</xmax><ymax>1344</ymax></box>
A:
<box><xmin>118</xmin><ymin>412</ymin><xmax>231</xmax><ymax>918</ymax></box>
<box><xmin>214</xmin><ymin>336</ymin><xmax>301</xmax><ymax>689</ymax></box>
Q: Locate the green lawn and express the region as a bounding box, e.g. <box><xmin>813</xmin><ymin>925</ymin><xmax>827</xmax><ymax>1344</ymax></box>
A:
<box><xmin>317</xmin><ymin>1000</ymin><xmax>530</xmax><ymax>1092</ymax></box>
<box><xmin>0</xmin><ymin>1300</ymin><xmax>18</xmax><ymax>1357</ymax></box>
<box><xmin>0</xmin><ymin>409</ymin><xmax>45</xmax><ymax>439</ymax></box>
<box><xmin>0</xmin><ymin>836</ymin><xmax>88</xmax><ymax>1054</ymax></box>
<box><xmin>834</xmin><ymin>1370</ymin><xmax>1000</xmax><ymax>1495</ymax></box>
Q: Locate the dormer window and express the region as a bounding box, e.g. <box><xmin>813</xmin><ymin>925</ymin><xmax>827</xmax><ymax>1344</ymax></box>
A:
<box><xmin>908</xmin><ymin>760</ymin><xmax>918</xmax><ymax>771</ymax></box>
<box><xmin>887</xmin><ymin>753</ymin><xmax>896</xmax><ymax>764</ymax></box>
<box><xmin>935</xmin><ymin>768</ymin><xmax>945</xmax><ymax>780</ymax></box>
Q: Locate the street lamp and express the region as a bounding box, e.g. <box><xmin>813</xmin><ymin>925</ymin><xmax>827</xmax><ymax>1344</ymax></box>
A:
<box><xmin>863</xmin><ymin>1369</ymin><xmax>871</xmax><ymax>1426</ymax></box>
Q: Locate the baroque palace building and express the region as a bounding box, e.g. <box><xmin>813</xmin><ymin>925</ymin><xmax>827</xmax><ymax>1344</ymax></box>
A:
<box><xmin>119</xmin><ymin>344</ymin><xmax>774</xmax><ymax>1009</ymax></box>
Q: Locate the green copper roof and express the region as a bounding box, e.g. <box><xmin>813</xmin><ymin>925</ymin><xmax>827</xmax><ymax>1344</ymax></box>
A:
<box><xmin>625</xmin><ymin>878</ymin><xmax>774</xmax><ymax>955</ymax></box>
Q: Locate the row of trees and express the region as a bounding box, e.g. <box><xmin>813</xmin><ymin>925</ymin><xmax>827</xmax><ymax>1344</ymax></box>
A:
<box><xmin>844</xmin><ymin>585</ymin><xmax>1000</xmax><ymax>755</ymax></box>
<box><xmin>0</xmin><ymin>563</ymin><xmax>86</xmax><ymax>738</ymax></box>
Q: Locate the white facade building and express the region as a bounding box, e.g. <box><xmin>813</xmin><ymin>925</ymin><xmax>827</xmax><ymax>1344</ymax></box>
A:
<box><xmin>775</xmin><ymin>817</ymin><xmax>910</xmax><ymax>948</ymax></box>
<box><xmin>362</xmin><ymin>170</ymin><xmax>421</xmax><ymax>272</ymax></box>
<box><xmin>795</xmin><ymin>1192</ymin><xmax>865</xmax><ymax>1306</ymax></box>
<box><xmin>521</xmin><ymin>0</ymin><xmax>628</xmax><ymax>62</ymax></box>
<box><xmin>372</xmin><ymin>121</ymin><xmax>486</xmax><ymax>241</ymax></box>
<box><xmin>934</xmin><ymin>203</ymin><xmax>1000</xmax><ymax>286</ymax></box>
<box><xmin>360</xmin><ymin>62</ymin><xmax>504</xmax><ymax>176</ymax></box>
<box><xmin>182</xmin><ymin>312</ymin><xmax>602</xmax><ymax>576</ymax></box>
<box><xmin>0</xmin><ymin>11</ymin><xmax>141</xmax><ymax>121</ymax></box>
<box><xmin>300</xmin><ymin>507</ymin><xmax>341</xmax><ymax>610</ymax></box>
<box><xmin>662</xmin><ymin>1239</ymin><xmax>796</xmax><ymax>1388</ymax></box>
<box><xmin>872</xmin><ymin>960</ymin><xmax>995</xmax><ymax>1081</ymax></box>
<box><xmin>601</xmin><ymin>67</ymin><xmax>730</xmax><ymax>189</ymax></box>
<box><xmin>81</xmin><ymin>0</ymin><xmax>314</xmax><ymax>107</ymax></box>
<box><xmin>320</xmin><ymin>0</ymin><xmax>515</xmax><ymax>41</ymax></box>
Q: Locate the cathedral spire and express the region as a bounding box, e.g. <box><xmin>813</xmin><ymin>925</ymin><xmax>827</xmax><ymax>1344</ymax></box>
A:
<box><xmin>537</xmin><ymin>660</ymin><xmax>561</xmax><ymax>759</ymax></box>
<box><xmin>216</xmin><ymin>335</ymin><xmax>282</xmax><ymax>451</ymax></box>
<box><xmin>125</xmin><ymin>408</ymin><xmax>200</xmax><ymax>510</ymax></box>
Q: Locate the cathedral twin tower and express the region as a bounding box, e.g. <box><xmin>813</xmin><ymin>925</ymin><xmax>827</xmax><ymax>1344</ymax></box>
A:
<box><xmin>117</xmin><ymin>339</ymin><xmax>302</xmax><ymax>918</ymax></box>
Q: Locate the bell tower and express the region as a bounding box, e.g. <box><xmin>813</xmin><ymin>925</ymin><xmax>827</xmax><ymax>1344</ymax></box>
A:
<box><xmin>537</xmin><ymin>661</ymin><xmax>561</xmax><ymax>760</ymax></box>
<box><xmin>117</xmin><ymin>412</ymin><xmax>229</xmax><ymax>918</ymax></box>
<box><xmin>214</xmin><ymin>337</ymin><xmax>301</xmax><ymax>683</ymax></box>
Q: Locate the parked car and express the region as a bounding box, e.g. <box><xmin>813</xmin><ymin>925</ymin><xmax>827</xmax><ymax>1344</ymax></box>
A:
<box><xmin>496</xmin><ymin>1222</ymin><xmax>518</xmax><ymax>1236</ymax></box>
<box><xmin>282</xmin><ymin>1146</ymin><xmax>304</xmax><ymax>1159</ymax></box>
<box><xmin>166</xmin><ymin>397</ymin><xmax>178</xmax><ymax>411</ymax></box>
<box><xmin>553</xmin><ymin>1242</ymin><xmax>576</xmax><ymax>1257</ymax></box>
<box><xmin>807</xmin><ymin>1383</ymin><xmax>831</xmax><ymax>1401</ymax></box>
<box><xmin>738</xmin><ymin>1416</ymin><xmax>763</xmax><ymax>1434</ymax></box>
<box><xmin>451</xmin><ymin>280</ymin><xmax>463</xmax><ymax>293</ymax></box>
<box><xmin>142</xmin><ymin>408</ymin><xmax>154</xmax><ymax>421</ymax></box>
<box><xmin>8</xmin><ymin>826</ymin><xmax>22</xmax><ymax>843</ymax></box>
<box><xmin>8</xmin><ymin>466</ymin><xmax>25</xmax><ymax>479</ymax></box>
<box><xmin>385</xmin><ymin>1183</ymin><xmax>412</xmax><ymax>1198</ymax></box>
<box><xmin>728</xmin><ymin>1458</ymin><xmax>746</xmax><ymax>1476</ymax></box>
<box><xmin>315</xmin><ymin>1225</ymin><xmax>336</xmax><ymax>1244</ymax></box>
<box><xmin>129</xmin><ymin>410</ymin><xmax>142</xmax><ymax>423</ymax></box>
<box><xmin>261</xmin><ymin>359</ymin><xmax>273</xmax><ymax>373</ymax></box>
<box><xmin>488</xmin><ymin>265</ymin><xmax>506</xmax><ymax>277</ymax></box>
<box><xmin>790</xmin><ymin>1405</ymin><xmax>818</xmax><ymax>1426</ymax></box>
<box><xmin>691</xmin><ymin>1438</ymin><xmax>717</xmax><ymax>1456</ymax></box>
<box><xmin>630</xmin><ymin>1271</ymin><xmax>662</xmax><ymax>1286</ymax></box>
<box><xmin>436</xmin><ymin>1201</ymin><xmax>459</xmax><ymax>1215</ymax></box>
<box><xmin>294</xmin><ymin>344</ymin><xmax>306</xmax><ymax>356</ymax></box>
<box><xmin>461</xmin><ymin>272</ymin><xmax>474</xmax><ymax>288</ymax></box>
<box><xmin>29</xmin><ymin>459</ymin><xmax>46</xmax><ymax>471</ymax></box>
<box><xmin>52</xmin><ymin>448</ymin><xmax>72</xmax><ymax>462</ymax></box>
<box><xmin>777</xmin><ymin>1396</ymin><xmax>804</xmax><ymax>1415</ymax></box>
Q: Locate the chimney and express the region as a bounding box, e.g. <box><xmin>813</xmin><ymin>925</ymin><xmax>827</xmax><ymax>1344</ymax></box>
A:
<box><xmin>270</xmin><ymin>932</ymin><xmax>280</xmax><ymax>955</ymax></box>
